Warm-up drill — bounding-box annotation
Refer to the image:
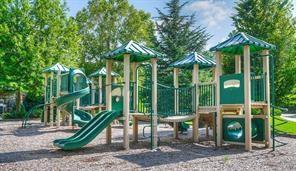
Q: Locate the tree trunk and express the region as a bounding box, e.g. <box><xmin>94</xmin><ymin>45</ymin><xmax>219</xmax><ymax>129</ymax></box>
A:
<box><xmin>15</xmin><ymin>88</ymin><xmax>22</xmax><ymax>112</ymax></box>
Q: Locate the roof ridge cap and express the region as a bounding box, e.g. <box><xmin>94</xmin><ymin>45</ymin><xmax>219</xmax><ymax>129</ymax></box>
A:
<box><xmin>241</xmin><ymin>32</ymin><xmax>249</xmax><ymax>41</ymax></box>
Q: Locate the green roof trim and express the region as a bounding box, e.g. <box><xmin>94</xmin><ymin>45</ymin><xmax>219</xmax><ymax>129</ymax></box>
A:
<box><xmin>43</xmin><ymin>63</ymin><xmax>69</xmax><ymax>73</ymax></box>
<box><xmin>101</xmin><ymin>40</ymin><xmax>165</xmax><ymax>62</ymax></box>
<box><xmin>209</xmin><ymin>32</ymin><xmax>276</xmax><ymax>54</ymax></box>
<box><xmin>169</xmin><ymin>52</ymin><xmax>216</xmax><ymax>70</ymax></box>
<box><xmin>89</xmin><ymin>67</ymin><xmax>120</xmax><ymax>78</ymax></box>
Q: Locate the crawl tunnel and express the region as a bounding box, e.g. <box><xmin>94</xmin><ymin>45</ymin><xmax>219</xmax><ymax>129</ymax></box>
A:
<box><xmin>223</xmin><ymin>118</ymin><xmax>265</xmax><ymax>142</ymax></box>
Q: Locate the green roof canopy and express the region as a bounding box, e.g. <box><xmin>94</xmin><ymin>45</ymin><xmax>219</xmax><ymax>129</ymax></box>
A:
<box><xmin>89</xmin><ymin>67</ymin><xmax>120</xmax><ymax>78</ymax></box>
<box><xmin>102</xmin><ymin>40</ymin><xmax>165</xmax><ymax>62</ymax></box>
<box><xmin>43</xmin><ymin>63</ymin><xmax>69</xmax><ymax>73</ymax></box>
<box><xmin>209</xmin><ymin>32</ymin><xmax>276</xmax><ymax>54</ymax></box>
<box><xmin>169</xmin><ymin>52</ymin><xmax>216</xmax><ymax>70</ymax></box>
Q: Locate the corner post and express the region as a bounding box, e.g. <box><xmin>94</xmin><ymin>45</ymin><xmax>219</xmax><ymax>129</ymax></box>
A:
<box><xmin>56</xmin><ymin>70</ymin><xmax>61</xmax><ymax>127</ymax></box>
<box><xmin>173</xmin><ymin>68</ymin><xmax>179</xmax><ymax>139</ymax></box>
<box><xmin>151</xmin><ymin>58</ymin><xmax>158</xmax><ymax>149</ymax></box>
<box><xmin>123</xmin><ymin>54</ymin><xmax>130</xmax><ymax>150</ymax></box>
<box><xmin>244</xmin><ymin>45</ymin><xmax>252</xmax><ymax>151</ymax></box>
<box><xmin>215</xmin><ymin>51</ymin><xmax>222</xmax><ymax>146</ymax></box>
<box><xmin>99</xmin><ymin>75</ymin><xmax>103</xmax><ymax>104</ymax></box>
<box><xmin>91</xmin><ymin>77</ymin><xmax>96</xmax><ymax>105</ymax></box>
<box><xmin>106</xmin><ymin>60</ymin><xmax>112</xmax><ymax>144</ymax></box>
<box><xmin>49</xmin><ymin>72</ymin><xmax>54</xmax><ymax>127</ymax></box>
<box><xmin>44</xmin><ymin>73</ymin><xmax>48</xmax><ymax>126</ymax></box>
<box><xmin>132</xmin><ymin>62</ymin><xmax>138</xmax><ymax>142</ymax></box>
<box><xmin>192</xmin><ymin>64</ymin><xmax>199</xmax><ymax>142</ymax></box>
<box><xmin>262</xmin><ymin>50</ymin><xmax>271</xmax><ymax>148</ymax></box>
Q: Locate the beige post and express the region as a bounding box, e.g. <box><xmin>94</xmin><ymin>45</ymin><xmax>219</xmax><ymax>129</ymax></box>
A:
<box><xmin>215</xmin><ymin>52</ymin><xmax>222</xmax><ymax>146</ymax></box>
<box><xmin>123</xmin><ymin>54</ymin><xmax>130</xmax><ymax>150</ymax></box>
<box><xmin>235</xmin><ymin>55</ymin><xmax>241</xmax><ymax>73</ymax></box>
<box><xmin>151</xmin><ymin>58</ymin><xmax>158</xmax><ymax>149</ymax></box>
<box><xmin>99</xmin><ymin>75</ymin><xmax>103</xmax><ymax>104</ymax></box>
<box><xmin>106</xmin><ymin>60</ymin><xmax>112</xmax><ymax>144</ymax></box>
<box><xmin>131</xmin><ymin>62</ymin><xmax>138</xmax><ymax>142</ymax></box>
<box><xmin>49</xmin><ymin>72</ymin><xmax>54</xmax><ymax>127</ymax></box>
<box><xmin>262</xmin><ymin>50</ymin><xmax>271</xmax><ymax>148</ymax></box>
<box><xmin>44</xmin><ymin>74</ymin><xmax>48</xmax><ymax>126</ymax></box>
<box><xmin>56</xmin><ymin>70</ymin><xmax>61</xmax><ymax>127</ymax></box>
<box><xmin>192</xmin><ymin>64</ymin><xmax>199</xmax><ymax>142</ymax></box>
<box><xmin>91</xmin><ymin>77</ymin><xmax>95</xmax><ymax>105</ymax></box>
<box><xmin>173</xmin><ymin>68</ymin><xmax>179</xmax><ymax>139</ymax></box>
<box><xmin>244</xmin><ymin>45</ymin><xmax>252</xmax><ymax>151</ymax></box>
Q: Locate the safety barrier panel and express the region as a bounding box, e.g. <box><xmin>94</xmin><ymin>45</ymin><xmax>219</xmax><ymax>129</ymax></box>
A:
<box><xmin>199</xmin><ymin>82</ymin><xmax>216</xmax><ymax>107</ymax></box>
<box><xmin>251</xmin><ymin>74</ymin><xmax>266</xmax><ymax>102</ymax></box>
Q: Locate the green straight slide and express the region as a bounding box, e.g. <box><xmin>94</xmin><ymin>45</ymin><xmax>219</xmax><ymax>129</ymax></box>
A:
<box><xmin>53</xmin><ymin>110</ymin><xmax>122</xmax><ymax>150</ymax></box>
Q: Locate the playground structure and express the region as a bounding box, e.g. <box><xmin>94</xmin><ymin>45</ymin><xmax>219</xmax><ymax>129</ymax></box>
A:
<box><xmin>24</xmin><ymin>63</ymin><xmax>120</xmax><ymax>128</ymax></box>
<box><xmin>22</xmin><ymin>32</ymin><xmax>275</xmax><ymax>152</ymax></box>
<box><xmin>209</xmin><ymin>32</ymin><xmax>275</xmax><ymax>151</ymax></box>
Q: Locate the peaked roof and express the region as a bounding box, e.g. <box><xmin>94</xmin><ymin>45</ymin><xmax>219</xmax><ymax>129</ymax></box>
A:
<box><xmin>89</xmin><ymin>67</ymin><xmax>120</xmax><ymax>77</ymax></box>
<box><xmin>169</xmin><ymin>52</ymin><xmax>216</xmax><ymax>70</ymax></box>
<box><xmin>102</xmin><ymin>40</ymin><xmax>165</xmax><ymax>62</ymax></box>
<box><xmin>209</xmin><ymin>32</ymin><xmax>276</xmax><ymax>54</ymax></box>
<box><xmin>43</xmin><ymin>63</ymin><xmax>69</xmax><ymax>73</ymax></box>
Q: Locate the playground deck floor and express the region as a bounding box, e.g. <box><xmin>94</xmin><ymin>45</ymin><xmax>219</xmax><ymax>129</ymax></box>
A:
<box><xmin>0</xmin><ymin>120</ymin><xmax>296</xmax><ymax>171</ymax></box>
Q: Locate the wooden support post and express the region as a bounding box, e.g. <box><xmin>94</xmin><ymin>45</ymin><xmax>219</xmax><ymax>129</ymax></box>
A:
<box><xmin>192</xmin><ymin>64</ymin><xmax>199</xmax><ymax>142</ymax></box>
<box><xmin>151</xmin><ymin>58</ymin><xmax>158</xmax><ymax>149</ymax></box>
<box><xmin>173</xmin><ymin>68</ymin><xmax>179</xmax><ymax>139</ymax></box>
<box><xmin>212</xmin><ymin>67</ymin><xmax>216</xmax><ymax>81</ymax></box>
<box><xmin>131</xmin><ymin>62</ymin><xmax>138</xmax><ymax>142</ymax></box>
<box><xmin>106</xmin><ymin>60</ymin><xmax>112</xmax><ymax>144</ymax></box>
<box><xmin>262</xmin><ymin>50</ymin><xmax>271</xmax><ymax>148</ymax></box>
<box><xmin>215</xmin><ymin>52</ymin><xmax>222</xmax><ymax>146</ymax></box>
<box><xmin>123</xmin><ymin>54</ymin><xmax>130</xmax><ymax>150</ymax></box>
<box><xmin>44</xmin><ymin>74</ymin><xmax>48</xmax><ymax>126</ymax></box>
<box><xmin>76</xmin><ymin>99</ymin><xmax>80</xmax><ymax>109</ymax></box>
<box><xmin>244</xmin><ymin>45</ymin><xmax>252</xmax><ymax>151</ymax></box>
<box><xmin>91</xmin><ymin>77</ymin><xmax>95</xmax><ymax>105</ymax></box>
<box><xmin>49</xmin><ymin>72</ymin><xmax>54</xmax><ymax>127</ymax></box>
<box><xmin>56</xmin><ymin>70</ymin><xmax>61</xmax><ymax>127</ymax></box>
<box><xmin>132</xmin><ymin>62</ymin><xmax>137</xmax><ymax>111</ymax></box>
<box><xmin>133</xmin><ymin>116</ymin><xmax>138</xmax><ymax>143</ymax></box>
<box><xmin>99</xmin><ymin>75</ymin><xmax>103</xmax><ymax>104</ymax></box>
<box><xmin>235</xmin><ymin>55</ymin><xmax>241</xmax><ymax>73</ymax></box>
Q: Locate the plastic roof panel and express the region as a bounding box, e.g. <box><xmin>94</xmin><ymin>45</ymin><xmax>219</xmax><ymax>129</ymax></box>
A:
<box><xmin>169</xmin><ymin>52</ymin><xmax>216</xmax><ymax>70</ymax></box>
<box><xmin>89</xmin><ymin>67</ymin><xmax>120</xmax><ymax>77</ymax></box>
<box><xmin>209</xmin><ymin>32</ymin><xmax>275</xmax><ymax>54</ymax></box>
<box><xmin>102</xmin><ymin>40</ymin><xmax>165</xmax><ymax>62</ymax></box>
<box><xmin>43</xmin><ymin>63</ymin><xmax>69</xmax><ymax>73</ymax></box>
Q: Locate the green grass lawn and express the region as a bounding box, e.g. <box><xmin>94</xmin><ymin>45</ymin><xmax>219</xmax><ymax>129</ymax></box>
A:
<box><xmin>272</xmin><ymin>116</ymin><xmax>296</xmax><ymax>135</ymax></box>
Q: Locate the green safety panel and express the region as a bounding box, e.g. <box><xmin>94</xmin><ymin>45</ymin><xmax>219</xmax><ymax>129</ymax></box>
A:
<box><xmin>222</xmin><ymin>117</ymin><xmax>265</xmax><ymax>143</ymax></box>
<box><xmin>251</xmin><ymin>74</ymin><xmax>266</xmax><ymax>102</ymax></box>
<box><xmin>112</xmin><ymin>96</ymin><xmax>123</xmax><ymax>111</ymax></box>
<box><xmin>220</xmin><ymin>74</ymin><xmax>244</xmax><ymax>104</ymax></box>
<box><xmin>252</xmin><ymin>118</ymin><xmax>265</xmax><ymax>141</ymax></box>
<box><xmin>61</xmin><ymin>74</ymin><xmax>69</xmax><ymax>92</ymax></box>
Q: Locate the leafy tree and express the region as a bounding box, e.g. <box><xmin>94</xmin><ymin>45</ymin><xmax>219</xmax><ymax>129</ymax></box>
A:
<box><xmin>76</xmin><ymin>0</ymin><xmax>155</xmax><ymax>75</ymax></box>
<box><xmin>0</xmin><ymin>0</ymin><xmax>39</xmax><ymax>111</ymax></box>
<box><xmin>31</xmin><ymin>0</ymin><xmax>81</xmax><ymax>66</ymax></box>
<box><xmin>231</xmin><ymin>0</ymin><xmax>296</xmax><ymax>105</ymax></box>
<box><xmin>0</xmin><ymin>0</ymin><xmax>82</xmax><ymax>112</ymax></box>
<box><xmin>155</xmin><ymin>0</ymin><xmax>210</xmax><ymax>85</ymax></box>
